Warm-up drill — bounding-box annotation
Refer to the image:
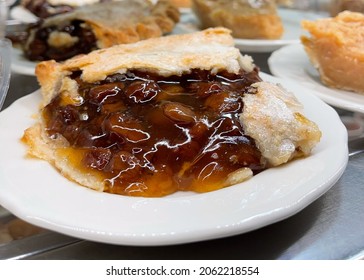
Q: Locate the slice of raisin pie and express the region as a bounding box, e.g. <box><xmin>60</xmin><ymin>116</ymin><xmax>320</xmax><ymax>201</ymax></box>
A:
<box><xmin>23</xmin><ymin>28</ymin><xmax>321</xmax><ymax>197</ymax></box>
<box><xmin>21</xmin><ymin>0</ymin><xmax>180</xmax><ymax>61</ymax></box>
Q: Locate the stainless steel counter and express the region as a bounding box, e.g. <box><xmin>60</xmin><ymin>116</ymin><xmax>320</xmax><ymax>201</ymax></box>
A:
<box><xmin>1</xmin><ymin>53</ymin><xmax>363</xmax><ymax>260</ymax></box>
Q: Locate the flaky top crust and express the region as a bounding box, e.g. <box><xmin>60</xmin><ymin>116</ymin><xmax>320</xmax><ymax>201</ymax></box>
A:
<box><xmin>36</xmin><ymin>28</ymin><xmax>255</xmax><ymax>104</ymax></box>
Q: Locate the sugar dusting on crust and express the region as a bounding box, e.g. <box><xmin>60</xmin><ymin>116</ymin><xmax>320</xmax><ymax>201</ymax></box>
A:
<box><xmin>241</xmin><ymin>82</ymin><xmax>321</xmax><ymax>167</ymax></box>
<box><xmin>239</xmin><ymin>54</ymin><xmax>254</xmax><ymax>73</ymax></box>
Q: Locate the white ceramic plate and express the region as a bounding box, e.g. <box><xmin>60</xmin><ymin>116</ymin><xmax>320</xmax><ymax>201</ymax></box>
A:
<box><xmin>174</xmin><ymin>9</ymin><xmax>326</xmax><ymax>53</ymax></box>
<box><xmin>268</xmin><ymin>44</ymin><xmax>364</xmax><ymax>113</ymax></box>
<box><xmin>0</xmin><ymin>73</ymin><xmax>348</xmax><ymax>246</ymax></box>
<box><xmin>11</xmin><ymin>47</ymin><xmax>37</xmax><ymax>76</ymax></box>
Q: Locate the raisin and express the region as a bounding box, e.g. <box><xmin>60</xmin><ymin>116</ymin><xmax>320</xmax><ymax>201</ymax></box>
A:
<box><xmin>107</xmin><ymin>151</ymin><xmax>141</xmax><ymax>172</ymax></box>
<box><xmin>163</xmin><ymin>102</ymin><xmax>196</xmax><ymax>124</ymax></box>
<box><xmin>188</xmin><ymin>82</ymin><xmax>223</xmax><ymax>98</ymax></box>
<box><xmin>88</xmin><ymin>83</ymin><xmax>124</xmax><ymax>105</ymax></box>
<box><xmin>105</xmin><ymin>113</ymin><xmax>150</xmax><ymax>143</ymax></box>
<box><xmin>125</xmin><ymin>81</ymin><xmax>160</xmax><ymax>103</ymax></box>
<box><xmin>83</xmin><ymin>148</ymin><xmax>111</xmax><ymax>171</ymax></box>
<box><xmin>204</xmin><ymin>92</ymin><xmax>242</xmax><ymax>113</ymax></box>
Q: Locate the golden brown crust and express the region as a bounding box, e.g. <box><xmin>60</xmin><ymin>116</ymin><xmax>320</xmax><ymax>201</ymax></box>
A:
<box><xmin>241</xmin><ymin>82</ymin><xmax>321</xmax><ymax>166</ymax></box>
<box><xmin>23</xmin><ymin>123</ymin><xmax>105</xmax><ymax>191</ymax></box>
<box><xmin>301</xmin><ymin>11</ymin><xmax>364</xmax><ymax>94</ymax></box>
<box><xmin>35</xmin><ymin>60</ymin><xmax>68</xmax><ymax>106</ymax></box>
<box><xmin>191</xmin><ymin>0</ymin><xmax>283</xmax><ymax>39</ymax></box>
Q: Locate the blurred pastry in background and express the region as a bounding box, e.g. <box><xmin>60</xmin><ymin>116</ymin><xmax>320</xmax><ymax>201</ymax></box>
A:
<box><xmin>301</xmin><ymin>11</ymin><xmax>364</xmax><ymax>94</ymax></box>
<box><xmin>330</xmin><ymin>0</ymin><xmax>364</xmax><ymax>16</ymax></box>
<box><xmin>15</xmin><ymin>0</ymin><xmax>179</xmax><ymax>62</ymax></box>
<box><xmin>6</xmin><ymin>219</ymin><xmax>46</xmax><ymax>240</ymax></box>
<box><xmin>191</xmin><ymin>0</ymin><xmax>284</xmax><ymax>39</ymax></box>
<box><xmin>0</xmin><ymin>222</ymin><xmax>13</xmax><ymax>245</ymax></box>
<box><xmin>168</xmin><ymin>0</ymin><xmax>191</xmax><ymax>8</ymax></box>
<box><xmin>0</xmin><ymin>218</ymin><xmax>45</xmax><ymax>244</ymax></box>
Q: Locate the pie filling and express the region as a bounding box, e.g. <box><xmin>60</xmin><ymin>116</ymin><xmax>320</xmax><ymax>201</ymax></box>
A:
<box><xmin>43</xmin><ymin>69</ymin><xmax>267</xmax><ymax>196</ymax></box>
<box><xmin>25</xmin><ymin>20</ymin><xmax>97</xmax><ymax>61</ymax></box>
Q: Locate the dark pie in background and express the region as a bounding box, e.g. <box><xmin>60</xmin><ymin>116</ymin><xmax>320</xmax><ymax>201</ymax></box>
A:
<box><xmin>17</xmin><ymin>0</ymin><xmax>180</xmax><ymax>61</ymax></box>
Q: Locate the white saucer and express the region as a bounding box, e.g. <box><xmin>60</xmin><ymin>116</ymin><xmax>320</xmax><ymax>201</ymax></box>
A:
<box><xmin>10</xmin><ymin>5</ymin><xmax>38</xmax><ymax>24</ymax></box>
<box><xmin>0</xmin><ymin>73</ymin><xmax>348</xmax><ymax>246</ymax></box>
<box><xmin>11</xmin><ymin>47</ymin><xmax>36</xmax><ymax>76</ymax></box>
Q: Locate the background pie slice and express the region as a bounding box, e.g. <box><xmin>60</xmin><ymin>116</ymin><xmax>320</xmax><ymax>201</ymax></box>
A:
<box><xmin>301</xmin><ymin>11</ymin><xmax>364</xmax><ymax>94</ymax></box>
<box><xmin>21</xmin><ymin>0</ymin><xmax>180</xmax><ymax>61</ymax></box>
<box><xmin>191</xmin><ymin>0</ymin><xmax>284</xmax><ymax>39</ymax></box>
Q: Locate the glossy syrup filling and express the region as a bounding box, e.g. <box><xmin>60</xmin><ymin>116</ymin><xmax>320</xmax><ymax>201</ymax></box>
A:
<box><xmin>43</xmin><ymin>69</ymin><xmax>267</xmax><ymax>197</ymax></box>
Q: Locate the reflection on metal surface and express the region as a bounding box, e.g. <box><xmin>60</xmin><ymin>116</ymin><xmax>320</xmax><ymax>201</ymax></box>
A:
<box><xmin>0</xmin><ymin>207</ymin><xmax>80</xmax><ymax>260</ymax></box>
<box><xmin>0</xmin><ymin>39</ymin><xmax>11</xmax><ymax>110</ymax></box>
<box><xmin>349</xmin><ymin>136</ymin><xmax>364</xmax><ymax>157</ymax></box>
<box><xmin>349</xmin><ymin>250</ymin><xmax>364</xmax><ymax>260</ymax></box>
<box><xmin>0</xmin><ymin>230</ymin><xmax>80</xmax><ymax>260</ymax></box>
